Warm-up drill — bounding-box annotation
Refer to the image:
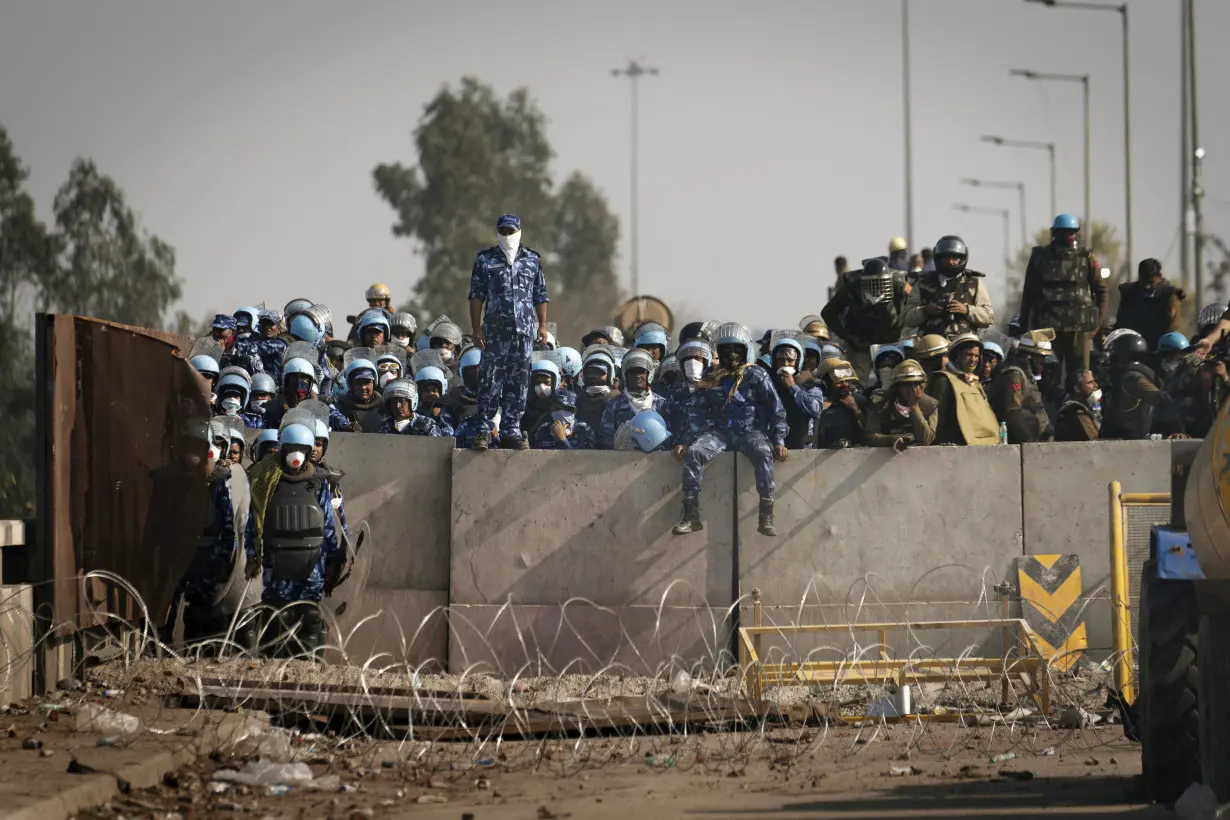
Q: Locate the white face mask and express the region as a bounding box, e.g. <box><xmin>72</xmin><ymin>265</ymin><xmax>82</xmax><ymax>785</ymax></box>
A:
<box><xmin>586</xmin><ymin>384</ymin><xmax>611</xmax><ymax>396</ymax></box>
<box><xmin>681</xmin><ymin>360</ymin><xmax>705</xmax><ymax>382</ymax></box>
<box><xmin>534</xmin><ymin>384</ymin><xmax>553</xmax><ymax>398</ymax></box>
<box><xmin>249</xmin><ymin>398</ymin><xmax>268</xmax><ymax>413</ymax></box>
<box><xmin>777</xmin><ymin>366</ymin><xmax>797</xmax><ymax>378</ymax></box>
<box><xmin>394</xmin><ymin>418</ymin><xmax>410</xmax><ymax>432</ymax></box>
<box><xmin>284</xmin><ymin>450</ymin><xmax>306</xmax><ymax>470</ymax></box>
<box><xmin>392</xmin><ymin>335</ymin><xmax>411</xmax><ymax>348</ymax></box>
<box><xmin>438</xmin><ymin>348</ymin><xmax>455</xmax><ymax>364</ymax></box>
<box><xmin>497</xmin><ymin>229</ymin><xmax>522</xmax><ymax>261</ymax></box>
<box><xmin>220</xmin><ymin>396</ymin><xmax>242</xmax><ymax>415</ymax></box>
<box><xmin>207</xmin><ymin>446</ymin><xmax>221</xmax><ymax>463</ymax></box>
<box><xmin>379</xmin><ymin>372</ymin><xmax>396</xmax><ymax>388</ymax></box>
<box><xmin>1090</xmin><ymin>388</ymin><xmax>1103</xmax><ymax>403</ymax></box>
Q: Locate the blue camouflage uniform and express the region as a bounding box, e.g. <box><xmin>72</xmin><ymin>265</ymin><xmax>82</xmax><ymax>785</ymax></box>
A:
<box><xmin>254</xmin><ymin>336</ymin><xmax>290</xmax><ymax>381</ymax></box>
<box><xmin>377</xmin><ymin>414</ymin><xmax>452</xmax><ymax>436</ymax></box>
<box><xmin>529</xmin><ymin>419</ymin><xmax>596</xmax><ymax>450</ymax></box>
<box><xmin>684</xmin><ymin>366</ymin><xmax>787</xmax><ymax>500</ymax></box>
<box><xmin>469</xmin><ymin>245</ymin><xmax>548</xmax><ymax>441</ymax></box>
<box><xmin>663</xmin><ymin>381</ymin><xmax>714</xmax><ymax>447</ymax></box>
<box><xmin>248</xmin><ymin>477</ymin><xmax>345</xmax><ymax>605</ymax></box>
<box><xmin>259</xmin><ymin>400</ymin><xmax>355</xmax><ymax>433</ymax></box>
<box><xmin>223</xmin><ymin>338</ymin><xmax>265</xmax><ymax>377</ymax></box>
<box><xmin>599</xmin><ymin>392</ymin><xmax>669</xmax><ymax>450</ymax></box>
<box><xmin>179</xmin><ymin>476</ymin><xmax>254</xmax><ymax>608</ymax></box>
<box><xmin>776</xmin><ymin>378</ymin><xmax>826</xmax><ymax>449</ymax></box>
<box><xmin>240</xmin><ymin>410</ymin><xmax>266</xmax><ymax>429</ymax></box>
<box><xmin>454</xmin><ymin>415</ymin><xmax>500</xmax><ymax>449</ymax></box>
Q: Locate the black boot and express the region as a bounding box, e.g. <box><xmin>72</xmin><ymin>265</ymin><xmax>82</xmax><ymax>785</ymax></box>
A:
<box><xmin>672</xmin><ymin>497</ymin><xmax>703</xmax><ymax>535</ymax></box>
<box><xmin>510</xmin><ymin>435</ymin><xmax>529</xmax><ymax>451</ymax></box>
<box><xmin>757</xmin><ymin>498</ymin><xmax>776</xmax><ymax>537</ymax></box>
<box><xmin>472</xmin><ymin>428</ymin><xmax>490</xmax><ymax>452</ymax></box>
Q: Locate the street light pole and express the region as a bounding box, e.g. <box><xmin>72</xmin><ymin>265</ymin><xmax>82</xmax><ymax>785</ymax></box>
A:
<box><xmin>1010</xmin><ymin>69</ymin><xmax>1091</xmax><ymax>245</ymax></box>
<box><xmin>902</xmin><ymin>0</ymin><xmax>915</xmax><ymax>251</ymax></box>
<box><xmin>955</xmin><ymin>204</ymin><xmax>1013</xmax><ymax>300</ymax></box>
<box><xmin>961</xmin><ymin>178</ymin><xmax>1027</xmax><ymax>250</ymax></box>
<box><xmin>1187</xmin><ymin>0</ymin><xmax>1204</xmax><ymax>302</ymax></box>
<box><xmin>981</xmin><ymin>136</ymin><xmax>1057</xmax><ymax>224</ymax></box>
<box><xmin>610</xmin><ymin>59</ymin><xmax>659</xmax><ymax>305</ymax></box>
<box><xmin>1023</xmin><ymin>0</ymin><xmax>1132</xmax><ymax>269</ymax></box>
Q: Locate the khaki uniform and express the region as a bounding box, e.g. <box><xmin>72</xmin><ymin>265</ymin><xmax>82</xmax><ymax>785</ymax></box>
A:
<box><xmin>926</xmin><ymin>367</ymin><xmax>1000</xmax><ymax>446</ymax></box>
<box><xmin>864</xmin><ymin>393</ymin><xmax>938</xmax><ymax>447</ymax></box>
<box><xmin>900</xmin><ymin>275</ymin><xmax>995</xmax><ymax>338</ymax></box>
<box><xmin>988</xmin><ymin>365</ymin><xmax>1054</xmax><ymax>443</ymax></box>
<box><xmin>1055</xmin><ymin>400</ymin><xmax>1100</xmax><ymax>441</ymax></box>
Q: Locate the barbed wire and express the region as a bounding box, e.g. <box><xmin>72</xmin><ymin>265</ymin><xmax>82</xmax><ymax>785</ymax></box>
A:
<box><xmin>0</xmin><ymin>567</ymin><xmax>1139</xmax><ymax>783</ymax></box>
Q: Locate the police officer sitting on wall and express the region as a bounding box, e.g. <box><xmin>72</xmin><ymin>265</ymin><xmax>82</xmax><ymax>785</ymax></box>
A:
<box><xmin>926</xmin><ymin>333</ymin><xmax>999</xmax><ymax>446</ymax></box>
<box><xmin>863</xmin><ymin>359</ymin><xmax>937</xmax><ymax>449</ymax></box>
<box><xmin>989</xmin><ymin>329</ymin><xmax>1056</xmax><ymax>444</ymax></box>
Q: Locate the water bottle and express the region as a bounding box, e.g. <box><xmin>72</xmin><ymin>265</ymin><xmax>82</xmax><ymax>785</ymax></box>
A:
<box><xmin>999</xmin><ymin>422</ymin><xmax>1009</xmax><ymax>445</ymax></box>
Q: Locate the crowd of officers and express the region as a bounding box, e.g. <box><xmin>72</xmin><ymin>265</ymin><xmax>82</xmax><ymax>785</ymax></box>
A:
<box><xmin>174</xmin><ymin>211</ymin><xmax>1229</xmax><ymax>657</ymax></box>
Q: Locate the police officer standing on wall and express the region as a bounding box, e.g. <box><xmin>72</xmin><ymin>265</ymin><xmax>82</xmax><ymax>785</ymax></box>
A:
<box><xmin>468</xmin><ymin>214</ymin><xmax>551</xmax><ymax>451</ymax></box>
<box><xmin>1018</xmin><ymin>214</ymin><xmax>1107</xmax><ymax>379</ymax></box>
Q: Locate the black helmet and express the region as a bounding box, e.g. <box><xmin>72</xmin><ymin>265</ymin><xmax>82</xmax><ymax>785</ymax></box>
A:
<box><xmin>861</xmin><ymin>256</ymin><xmax>892</xmax><ymax>277</ymax></box>
<box><xmin>679</xmin><ymin>321</ymin><xmax>710</xmax><ymax>343</ymax></box>
<box><xmin>1111</xmin><ymin>333</ymin><xmax>1149</xmax><ymax>365</ymax></box>
<box><xmin>933</xmin><ymin>236</ymin><xmax>968</xmax><ymax>274</ymax></box>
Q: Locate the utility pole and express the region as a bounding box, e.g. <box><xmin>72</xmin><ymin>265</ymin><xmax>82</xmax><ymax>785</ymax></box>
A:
<box><xmin>902</xmin><ymin>0</ymin><xmax>915</xmax><ymax>252</ymax></box>
<box><xmin>610</xmin><ymin>59</ymin><xmax>659</xmax><ymax>310</ymax></box>
<box><xmin>981</xmin><ymin>136</ymin><xmax>1056</xmax><ymax>225</ymax></box>
<box><xmin>1180</xmin><ymin>0</ymin><xmax>1190</xmax><ymax>287</ymax></box>
<box><xmin>1187</xmin><ymin>0</ymin><xmax>1204</xmax><ymax>302</ymax></box>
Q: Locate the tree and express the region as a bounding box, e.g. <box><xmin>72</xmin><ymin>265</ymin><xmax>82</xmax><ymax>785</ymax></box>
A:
<box><xmin>168</xmin><ymin>309</ymin><xmax>216</xmax><ymax>340</ymax></box>
<box><xmin>373</xmin><ymin>77</ymin><xmax>622</xmax><ymax>340</ymax></box>
<box><xmin>549</xmin><ymin>172</ymin><xmax>622</xmax><ymax>344</ymax></box>
<box><xmin>41</xmin><ymin>159</ymin><xmax>181</xmax><ymax>328</ymax></box>
<box><xmin>0</xmin><ymin>125</ymin><xmax>49</xmax><ymax>517</ymax></box>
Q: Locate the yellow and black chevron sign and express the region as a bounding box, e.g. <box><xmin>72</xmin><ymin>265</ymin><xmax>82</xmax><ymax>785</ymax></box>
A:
<box><xmin>1016</xmin><ymin>554</ymin><xmax>1087</xmax><ymax>672</ymax></box>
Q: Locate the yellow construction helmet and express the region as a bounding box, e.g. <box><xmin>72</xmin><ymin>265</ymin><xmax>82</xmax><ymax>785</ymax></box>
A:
<box><xmin>888</xmin><ymin>237</ymin><xmax>908</xmax><ymax>253</ymax></box>
<box><xmin>365</xmin><ymin>283</ymin><xmax>392</xmax><ymax>303</ymax></box>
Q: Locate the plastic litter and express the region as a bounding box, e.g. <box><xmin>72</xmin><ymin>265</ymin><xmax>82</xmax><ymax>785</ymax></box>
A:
<box><xmin>1056</xmin><ymin>707</ymin><xmax>1103</xmax><ymax>729</ymax></box>
<box><xmin>267</xmin><ymin>785</ymin><xmax>290</xmax><ymax>797</ymax></box>
<box><xmin>207</xmin><ymin>782</ymin><xmax>230</xmax><ymax>795</ymax></box>
<box><xmin>75</xmin><ymin>703</ymin><xmax>140</xmax><ymax>735</ymax></box>
<box><xmin>1038</xmin><ymin>746</ymin><xmax>1056</xmax><ymax>756</ymax></box>
<box><xmin>989</xmin><ymin>752</ymin><xmax>1016</xmax><ymax>764</ymax></box>
<box><xmin>213</xmin><ymin>761</ymin><xmax>315</xmax><ymax>787</ymax></box>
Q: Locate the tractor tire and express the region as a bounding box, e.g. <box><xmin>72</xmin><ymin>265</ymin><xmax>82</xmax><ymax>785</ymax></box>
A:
<box><xmin>1137</xmin><ymin>559</ymin><xmax>1201</xmax><ymax>804</ymax></box>
<box><xmin>1199</xmin><ymin>613</ymin><xmax>1230</xmax><ymax>802</ymax></box>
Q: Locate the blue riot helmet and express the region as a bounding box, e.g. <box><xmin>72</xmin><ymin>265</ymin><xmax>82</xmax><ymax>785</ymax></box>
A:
<box><xmin>290</xmin><ymin>312</ymin><xmax>326</xmax><ymax>348</ymax></box>
<box><xmin>357</xmin><ymin>309</ymin><xmax>391</xmax><ymax>346</ymax></box>
<box><xmin>1051</xmin><ymin>213</ymin><xmax>1080</xmax><ymax>249</ymax></box>
<box><xmin>250</xmin><ymin>428</ymin><xmax>280</xmax><ymax>463</ymax></box>
<box><xmin>415</xmin><ymin>365</ymin><xmax>448</xmax><ymax>395</ymax></box>
<box><xmin>416</xmin><ymin>335</ymin><xmax>430</xmax><ymax>351</ymax></box>
<box><xmin>714</xmin><ymin>322</ymin><xmax>755</xmax><ymax>365</ymax></box>
<box><xmin>633</xmin><ymin>327</ymin><xmax>669</xmax><ymax>362</ymax></box>
<box><xmin>900</xmin><ymin>338</ymin><xmax>916</xmax><ymax>361</ymax></box>
<box><xmin>459</xmin><ymin>347</ymin><xmax>482</xmax><ymax>393</ymax></box>
<box><xmin>557</xmin><ymin>347</ymin><xmax>582</xmax><ymax>381</ymax></box>
<box><xmin>531</xmin><ymin>359</ymin><xmax>562</xmax><ymax>396</ymax></box>
<box><xmin>821</xmin><ymin>344</ymin><xmax>843</xmax><ymax>360</ymax></box>
<box><xmin>459</xmin><ymin>347</ymin><xmax>482</xmax><ymax>370</ymax></box>
<box><xmin>233</xmin><ymin>306</ymin><xmax>260</xmax><ymax>333</ymax></box>
<box><xmin>343</xmin><ymin>350</ymin><xmax>378</xmax><ymax>384</ymax></box>
<box><xmin>580</xmin><ymin>345</ymin><xmax>616</xmax><ymax>393</ymax></box>
<box><xmin>757</xmin><ymin>353</ymin><xmax>772</xmax><ymax>368</ymax></box>
<box><xmin>190</xmin><ymin>354</ymin><xmax>221</xmax><ymax>382</ymax></box>
<box><xmin>215</xmin><ymin>367</ymin><xmax>252</xmax><ymax>416</ymax></box>
<box><xmin>373</xmin><ymin>344</ymin><xmax>406</xmax><ymax>389</ymax></box>
<box><xmin>1156</xmin><ymin>331</ymin><xmax>1190</xmax><ymax>354</ymax></box>
<box><xmin>772</xmin><ymin>337</ymin><xmax>805</xmax><ymax>367</ymax></box>
<box><xmin>982</xmin><ymin>341</ymin><xmax>1005</xmax><ymax>363</ymax></box>
<box><xmin>801</xmin><ymin>337</ymin><xmax>824</xmax><ymax>368</ymax></box>
<box><xmin>283</xmin><ymin>298</ymin><xmax>314</xmax><ymax>322</ymax></box>
<box><xmin>616</xmin><ymin>409</ymin><xmax>670</xmax><ymax>453</ymax></box>
<box><xmin>249</xmin><ymin>372</ymin><xmax>277</xmax><ymax>412</ymax></box>
<box><xmin>278</xmin><ymin>423</ymin><xmax>315</xmax><ymax>470</ymax></box>
<box><xmin>621</xmin><ymin>349</ymin><xmax>656</xmax><ymax>387</ymax></box>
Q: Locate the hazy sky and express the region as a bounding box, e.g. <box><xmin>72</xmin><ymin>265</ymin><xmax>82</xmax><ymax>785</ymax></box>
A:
<box><xmin>2</xmin><ymin>0</ymin><xmax>1226</xmax><ymax>334</ymax></box>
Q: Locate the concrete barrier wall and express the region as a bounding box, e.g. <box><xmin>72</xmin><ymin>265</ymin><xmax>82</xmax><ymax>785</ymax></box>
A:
<box><xmin>268</xmin><ymin>435</ymin><xmax>1178</xmax><ymax>671</ymax></box>
<box><xmin>322</xmin><ymin>434</ymin><xmax>452</xmax><ymax>670</ymax></box>
<box><xmin>448</xmin><ymin>449</ymin><xmax>735</xmax><ymax>674</ymax></box>
<box><xmin>1020</xmin><ymin>440</ymin><xmax>1171</xmax><ymax>652</ymax></box>
<box><xmin>736</xmin><ymin>446</ymin><xmax>1025</xmax><ymax>659</ymax></box>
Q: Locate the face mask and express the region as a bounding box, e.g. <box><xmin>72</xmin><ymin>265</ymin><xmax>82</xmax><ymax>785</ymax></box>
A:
<box><xmin>534</xmin><ymin>383</ymin><xmax>552</xmax><ymax>399</ymax></box>
<box><xmin>1090</xmin><ymin>388</ymin><xmax>1103</xmax><ymax>403</ymax></box>
<box><xmin>394</xmin><ymin>418</ymin><xmax>411</xmax><ymax>432</ymax></box>
<box><xmin>220</xmin><ymin>397</ymin><xmax>242</xmax><ymax>415</ymax></box>
<box><xmin>893</xmin><ymin>401</ymin><xmax>911</xmax><ymax>417</ymax></box>
<box><xmin>832</xmin><ymin>382</ymin><xmax>852</xmax><ymax>398</ymax></box>
<box><xmin>249</xmin><ymin>398</ymin><xmax>267</xmax><ymax>413</ymax></box>
<box><xmin>207</xmin><ymin>446</ymin><xmax>221</xmax><ymax>463</ymax></box>
<box><xmin>289</xmin><ymin>385</ymin><xmax>310</xmax><ymax>404</ymax></box>
<box><xmin>438</xmin><ymin>349</ymin><xmax>455</xmax><ymax>364</ymax></box>
<box><xmin>681</xmin><ymin>360</ymin><xmax>705</xmax><ymax>382</ymax></box>
<box><xmin>586</xmin><ymin>384</ymin><xmax>611</xmax><ymax>396</ymax></box>
<box><xmin>497</xmin><ymin>229</ymin><xmax>522</xmax><ymax>261</ymax></box>
<box><xmin>777</xmin><ymin>366</ymin><xmax>797</xmax><ymax>378</ymax></box>
<box><xmin>379</xmin><ymin>372</ymin><xmax>396</xmax><ymax>388</ymax></box>
<box><xmin>392</xmin><ymin>335</ymin><xmax>411</xmax><ymax>348</ymax></box>
<box><xmin>284</xmin><ymin>451</ymin><xmax>306</xmax><ymax>470</ymax></box>
<box><xmin>627</xmin><ymin>391</ymin><xmax>654</xmax><ymax>411</ymax></box>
